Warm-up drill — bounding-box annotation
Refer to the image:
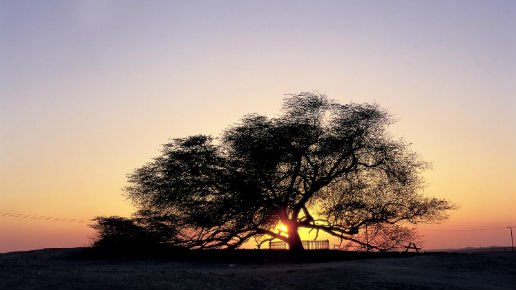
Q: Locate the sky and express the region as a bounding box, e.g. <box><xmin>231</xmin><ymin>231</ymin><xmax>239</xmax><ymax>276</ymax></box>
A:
<box><xmin>1</xmin><ymin>0</ymin><xmax>515</xmax><ymax>252</ymax></box>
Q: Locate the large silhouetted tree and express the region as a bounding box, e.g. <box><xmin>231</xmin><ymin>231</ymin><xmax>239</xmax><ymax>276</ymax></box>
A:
<box><xmin>94</xmin><ymin>93</ymin><xmax>453</xmax><ymax>251</ymax></box>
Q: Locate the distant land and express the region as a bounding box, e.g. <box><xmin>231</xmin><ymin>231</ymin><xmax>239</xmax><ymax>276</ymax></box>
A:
<box><xmin>426</xmin><ymin>246</ymin><xmax>514</xmax><ymax>253</ymax></box>
<box><xmin>0</xmin><ymin>245</ymin><xmax>513</xmax><ymax>255</ymax></box>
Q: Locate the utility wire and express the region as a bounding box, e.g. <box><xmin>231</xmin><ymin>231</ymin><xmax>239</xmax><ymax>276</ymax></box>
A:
<box><xmin>418</xmin><ymin>226</ymin><xmax>516</xmax><ymax>232</ymax></box>
<box><xmin>0</xmin><ymin>211</ymin><xmax>88</xmax><ymax>223</ymax></box>
<box><xmin>1</xmin><ymin>210</ymin><xmax>514</xmax><ymax>231</ymax></box>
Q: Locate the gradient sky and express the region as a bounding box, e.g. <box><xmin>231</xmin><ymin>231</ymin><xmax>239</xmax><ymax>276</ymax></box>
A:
<box><xmin>1</xmin><ymin>0</ymin><xmax>515</xmax><ymax>252</ymax></box>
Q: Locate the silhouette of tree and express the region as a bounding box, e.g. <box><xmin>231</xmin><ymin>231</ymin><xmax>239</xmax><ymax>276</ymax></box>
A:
<box><xmin>93</xmin><ymin>93</ymin><xmax>453</xmax><ymax>251</ymax></box>
<box><xmin>91</xmin><ymin>216</ymin><xmax>161</xmax><ymax>250</ymax></box>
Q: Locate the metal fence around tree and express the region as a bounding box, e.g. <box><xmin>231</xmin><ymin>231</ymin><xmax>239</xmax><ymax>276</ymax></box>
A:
<box><xmin>269</xmin><ymin>240</ymin><xmax>329</xmax><ymax>250</ymax></box>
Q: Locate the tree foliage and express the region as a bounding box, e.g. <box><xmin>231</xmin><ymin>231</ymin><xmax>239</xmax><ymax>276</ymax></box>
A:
<box><xmin>93</xmin><ymin>93</ymin><xmax>453</xmax><ymax>251</ymax></box>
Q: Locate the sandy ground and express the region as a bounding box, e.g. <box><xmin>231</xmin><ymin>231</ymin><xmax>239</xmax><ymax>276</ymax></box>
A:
<box><xmin>0</xmin><ymin>249</ymin><xmax>514</xmax><ymax>290</ymax></box>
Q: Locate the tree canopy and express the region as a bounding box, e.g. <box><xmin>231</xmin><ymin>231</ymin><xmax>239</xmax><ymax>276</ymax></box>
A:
<box><xmin>94</xmin><ymin>93</ymin><xmax>453</xmax><ymax>251</ymax></box>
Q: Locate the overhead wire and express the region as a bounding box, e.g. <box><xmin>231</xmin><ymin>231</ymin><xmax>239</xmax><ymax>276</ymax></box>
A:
<box><xmin>0</xmin><ymin>211</ymin><xmax>88</xmax><ymax>223</ymax></box>
<box><xmin>1</xmin><ymin>211</ymin><xmax>515</xmax><ymax>232</ymax></box>
<box><xmin>420</xmin><ymin>226</ymin><xmax>516</xmax><ymax>232</ymax></box>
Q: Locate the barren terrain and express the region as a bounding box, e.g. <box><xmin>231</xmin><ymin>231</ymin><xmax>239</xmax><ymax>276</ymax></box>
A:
<box><xmin>0</xmin><ymin>248</ymin><xmax>514</xmax><ymax>290</ymax></box>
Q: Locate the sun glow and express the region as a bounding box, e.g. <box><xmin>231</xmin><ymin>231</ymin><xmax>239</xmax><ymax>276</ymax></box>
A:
<box><xmin>276</xmin><ymin>223</ymin><xmax>288</xmax><ymax>235</ymax></box>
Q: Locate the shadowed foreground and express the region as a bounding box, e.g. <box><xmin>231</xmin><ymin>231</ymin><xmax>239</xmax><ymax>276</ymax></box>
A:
<box><xmin>0</xmin><ymin>249</ymin><xmax>514</xmax><ymax>290</ymax></box>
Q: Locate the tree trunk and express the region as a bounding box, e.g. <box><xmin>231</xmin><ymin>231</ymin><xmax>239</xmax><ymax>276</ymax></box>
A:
<box><xmin>287</xmin><ymin>223</ymin><xmax>304</xmax><ymax>251</ymax></box>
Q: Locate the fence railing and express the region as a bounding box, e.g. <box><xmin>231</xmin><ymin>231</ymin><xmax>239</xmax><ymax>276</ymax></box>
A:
<box><xmin>269</xmin><ymin>240</ymin><xmax>329</xmax><ymax>250</ymax></box>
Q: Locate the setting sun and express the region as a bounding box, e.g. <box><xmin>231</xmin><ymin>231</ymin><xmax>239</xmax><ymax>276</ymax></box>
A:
<box><xmin>276</xmin><ymin>223</ymin><xmax>288</xmax><ymax>235</ymax></box>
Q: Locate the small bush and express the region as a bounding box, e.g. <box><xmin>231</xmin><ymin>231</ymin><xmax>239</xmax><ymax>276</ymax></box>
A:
<box><xmin>91</xmin><ymin>216</ymin><xmax>162</xmax><ymax>253</ymax></box>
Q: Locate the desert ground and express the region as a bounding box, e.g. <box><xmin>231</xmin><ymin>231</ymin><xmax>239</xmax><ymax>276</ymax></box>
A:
<box><xmin>0</xmin><ymin>248</ymin><xmax>514</xmax><ymax>290</ymax></box>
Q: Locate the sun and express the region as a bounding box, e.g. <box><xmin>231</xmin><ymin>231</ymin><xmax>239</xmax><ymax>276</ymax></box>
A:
<box><xmin>276</xmin><ymin>223</ymin><xmax>288</xmax><ymax>235</ymax></box>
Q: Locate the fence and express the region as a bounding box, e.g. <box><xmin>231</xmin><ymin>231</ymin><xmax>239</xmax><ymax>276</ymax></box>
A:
<box><xmin>269</xmin><ymin>240</ymin><xmax>329</xmax><ymax>250</ymax></box>
<box><xmin>269</xmin><ymin>241</ymin><xmax>288</xmax><ymax>250</ymax></box>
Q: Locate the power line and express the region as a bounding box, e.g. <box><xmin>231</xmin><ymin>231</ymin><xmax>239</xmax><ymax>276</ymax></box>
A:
<box><xmin>0</xmin><ymin>211</ymin><xmax>88</xmax><ymax>223</ymax></box>
<box><xmin>419</xmin><ymin>226</ymin><xmax>516</xmax><ymax>232</ymax></box>
<box><xmin>1</xmin><ymin>211</ymin><xmax>514</xmax><ymax>232</ymax></box>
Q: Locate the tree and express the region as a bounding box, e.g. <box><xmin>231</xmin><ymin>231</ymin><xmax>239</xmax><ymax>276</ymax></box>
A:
<box><xmin>96</xmin><ymin>93</ymin><xmax>453</xmax><ymax>251</ymax></box>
